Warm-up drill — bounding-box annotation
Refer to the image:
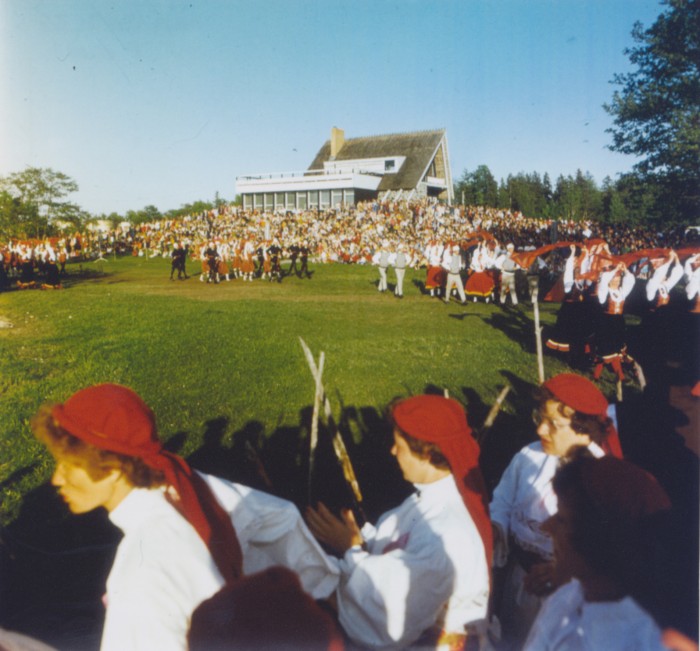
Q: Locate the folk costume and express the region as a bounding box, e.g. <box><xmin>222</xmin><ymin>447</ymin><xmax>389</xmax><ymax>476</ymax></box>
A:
<box><xmin>50</xmin><ymin>385</ymin><xmax>339</xmax><ymax>651</ymax></box>
<box><xmin>442</xmin><ymin>245</ymin><xmax>467</xmax><ymax>304</ymax></box>
<box><xmin>334</xmin><ymin>396</ymin><xmax>491</xmax><ymax>650</ymax></box>
<box><xmin>372</xmin><ymin>242</ymin><xmax>391</xmax><ymax>293</ymax></box>
<box><xmin>497</xmin><ymin>244</ymin><xmax>520</xmax><ymax>306</ymax></box>
<box><xmin>465</xmin><ymin>243</ymin><xmax>496</xmax><ymax>302</ymax></box>
<box><xmin>390</xmin><ymin>244</ymin><xmax>410</xmax><ymax>298</ymax></box>
<box><xmin>241</xmin><ymin>239</ymin><xmax>256</xmax><ymax>281</ymax></box>
<box><xmin>637</xmin><ymin>252</ymin><xmax>684</xmax><ymax>381</ymax></box>
<box><xmin>490</xmin><ymin>374</ymin><xmax>622</xmax><ymax>648</ymax></box>
<box><xmin>51</xmin><ymin>385</ymin><xmax>242</xmax><ymax>651</ymax></box>
<box><xmin>684</xmin><ymin>254</ymin><xmax>700</xmax><ymax>394</ymax></box>
<box><xmin>545</xmin><ymin>249</ymin><xmax>596</xmax><ymax>368</ymax></box>
<box><xmin>593</xmin><ymin>266</ymin><xmax>636</xmax><ymax>382</ymax></box>
<box><xmin>425</xmin><ymin>240</ymin><xmax>446</xmax><ymax>297</ymax></box>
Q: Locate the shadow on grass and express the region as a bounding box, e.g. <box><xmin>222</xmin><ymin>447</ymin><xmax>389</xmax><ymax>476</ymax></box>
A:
<box><xmin>4</xmin><ymin>380</ymin><xmax>698</xmax><ymax>647</ymax></box>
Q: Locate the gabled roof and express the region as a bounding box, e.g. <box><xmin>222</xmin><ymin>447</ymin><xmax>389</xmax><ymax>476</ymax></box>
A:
<box><xmin>307</xmin><ymin>129</ymin><xmax>446</xmax><ymax>192</ymax></box>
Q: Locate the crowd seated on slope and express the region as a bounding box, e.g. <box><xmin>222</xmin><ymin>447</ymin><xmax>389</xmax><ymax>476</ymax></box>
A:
<box><xmin>2</xmin><ymin>199</ymin><xmax>698</xmax><ymax>291</ymax></box>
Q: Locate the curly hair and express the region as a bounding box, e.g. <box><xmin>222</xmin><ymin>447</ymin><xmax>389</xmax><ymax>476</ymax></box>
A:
<box><xmin>32</xmin><ymin>404</ymin><xmax>166</xmax><ymax>488</ymax></box>
<box><xmin>534</xmin><ymin>386</ymin><xmax>612</xmax><ymax>446</ymax></box>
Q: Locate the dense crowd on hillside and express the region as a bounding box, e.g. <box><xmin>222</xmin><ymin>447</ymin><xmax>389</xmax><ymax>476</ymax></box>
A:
<box><xmin>1</xmin><ymin>199</ymin><xmax>698</xmax><ymax>287</ymax></box>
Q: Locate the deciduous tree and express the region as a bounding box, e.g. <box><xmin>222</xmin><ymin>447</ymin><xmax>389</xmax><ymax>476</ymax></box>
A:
<box><xmin>0</xmin><ymin>167</ymin><xmax>80</xmax><ymax>238</ymax></box>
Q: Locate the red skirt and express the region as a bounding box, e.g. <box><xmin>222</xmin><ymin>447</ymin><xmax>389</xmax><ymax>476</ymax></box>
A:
<box><xmin>465</xmin><ymin>270</ymin><xmax>495</xmax><ymax>297</ymax></box>
<box><xmin>426</xmin><ymin>266</ymin><xmax>446</xmax><ymax>289</ymax></box>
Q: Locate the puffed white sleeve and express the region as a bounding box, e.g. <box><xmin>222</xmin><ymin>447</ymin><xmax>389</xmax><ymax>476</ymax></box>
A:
<box><xmin>620</xmin><ymin>269</ymin><xmax>636</xmax><ymax>299</ymax></box>
<box><xmin>646</xmin><ymin>261</ymin><xmax>670</xmax><ymax>301</ymax></box>
<box><xmin>562</xmin><ymin>254</ymin><xmax>576</xmax><ymax>293</ymax></box>
<box><xmin>597</xmin><ymin>270</ymin><xmax>615</xmax><ymax>304</ymax></box>
<box><xmin>202</xmin><ymin>474</ymin><xmax>340</xmax><ymax>599</ymax></box>
<box><xmin>336</xmin><ymin>532</ymin><xmax>453</xmax><ymax>649</ymax></box>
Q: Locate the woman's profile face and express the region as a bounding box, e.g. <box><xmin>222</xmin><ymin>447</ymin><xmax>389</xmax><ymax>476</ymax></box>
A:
<box><xmin>51</xmin><ymin>456</ymin><xmax>123</xmax><ymax>514</ymax></box>
<box><xmin>535</xmin><ymin>400</ymin><xmax>591</xmax><ymax>457</ymax></box>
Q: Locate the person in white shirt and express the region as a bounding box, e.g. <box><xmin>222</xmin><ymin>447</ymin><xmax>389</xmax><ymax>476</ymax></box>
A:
<box><xmin>389</xmin><ymin>243</ymin><xmax>411</xmax><ymax>299</ymax></box>
<box><xmin>442</xmin><ymin>244</ymin><xmax>467</xmax><ymax>304</ymax></box>
<box><xmin>372</xmin><ymin>240</ymin><xmax>391</xmax><ymax>293</ymax></box>
<box><xmin>31</xmin><ymin>384</ymin><xmax>338</xmax><ymax>651</ymax></box>
<box><xmin>523</xmin><ymin>448</ymin><xmax>671</xmax><ymax>651</ymax></box>
<box><xmin>424</xmin><ymin>239</ymin><xmax>446</xmax><ymax>298</ymax></box>
<box><xmin>490</xmin><ymin>373</ymin><xmax>622</xmax><ymax>649</ymax></box>
<box><xmin>497</xmin><ymin>243</ymin><xmax>521</xmax><ymax>306</ymax></box>
<box><xmin>306</xmin><ymin>394</ymin><xmax>491</xmax><ymax>650</ymax></box>
<box><xmin>593</xmin><ymin>262</ymin><xmax>636</xmax><ymax>382</ymax></box>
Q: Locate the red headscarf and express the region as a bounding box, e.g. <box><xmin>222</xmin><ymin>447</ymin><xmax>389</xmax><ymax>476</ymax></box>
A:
<box><xmin>391</xmin><ymin>395</ymin><xmax>493</xmax><ymax>570</ymax></box>
<box><xmin>51</xmin><ymin>383</ymin><xmax>242</xmax><ymax>583</ymax></box>
<box><xmin>542</xmin><ymin>373</ymin><xmax>623</xmax><ymax>458</ymax></box>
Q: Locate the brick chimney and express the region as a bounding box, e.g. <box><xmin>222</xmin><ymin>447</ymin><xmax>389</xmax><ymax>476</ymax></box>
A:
<box><xmin>330</xmin><ymin>127</ymin><xmax>345</xmax><ymax>158</ymax></box>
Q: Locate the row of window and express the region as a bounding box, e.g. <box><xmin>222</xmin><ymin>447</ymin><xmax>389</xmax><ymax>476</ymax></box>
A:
<box><xmin>242</xmin><ymin>189</ymin><xmax>356</xmax><ymax>211</ymax></box>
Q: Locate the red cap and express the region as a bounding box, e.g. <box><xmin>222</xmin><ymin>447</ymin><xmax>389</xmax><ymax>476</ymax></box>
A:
<box><xmin>542</xmin><ymin>373</ymin><xmax>608</xmax><ymax>417</ymax></box>
<box><xmin>392</xmin><ymin>395</ymin><xmax>493</xmax><ymax>571</ymax></box>
<box><xmin>542</xmin><ymin>374</ymin><xmax>623</xmax><ymax>459</ymax></box>
<box><xmin>51</xmin><ymin>383</ymin><xmax>242</xmax><ymax>583</ymax></box>
<box><xmin>52</xmin><ymin>384</ymin><xmax>160</xmax><ymax>457</ymax></box>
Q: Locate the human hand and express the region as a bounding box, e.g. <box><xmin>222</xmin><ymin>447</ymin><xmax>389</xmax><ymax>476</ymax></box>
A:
<box><xmin>523</xmin><ymin>561</ymin><xmax>562</xmax><ymax>597</ymax></box>
<box><xmin>305</xmin><ymin>502</ymin><xmax>363</xmax><ymax>555</ymax></box>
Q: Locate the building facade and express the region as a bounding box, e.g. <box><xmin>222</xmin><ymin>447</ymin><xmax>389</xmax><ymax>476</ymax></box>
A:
<box><xmin>236</xmin><ymin>127</ymin><xmax>453</xmax><ymax>211</ymax></box>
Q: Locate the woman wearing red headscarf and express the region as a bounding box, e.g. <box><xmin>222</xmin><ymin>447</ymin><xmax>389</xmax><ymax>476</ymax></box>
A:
<box><xmin>490</xmin><ymin>373</ymin><xmax>622</xmax><ymax>650</ymax></box>
<box><xmin>306</xmin><ymin>394</ymin><xmax>491</xmax><ymax>651</ymax></box>
<box><xmin>32</xmin><ymin>384</ymin><xmax>338</xmax><ymax>651</ymax></box>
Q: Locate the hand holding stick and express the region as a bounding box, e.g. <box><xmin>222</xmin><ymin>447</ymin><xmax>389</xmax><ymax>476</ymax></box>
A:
<box><xmin>299</xmin><ymin>338</ymin><xmax>365</xmax><ymax>521</ymax></box>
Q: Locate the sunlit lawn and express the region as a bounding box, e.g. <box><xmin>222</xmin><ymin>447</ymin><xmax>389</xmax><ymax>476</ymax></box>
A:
<box><xmin>0</xmin><ymin>254</ymin><xmax>587</xmax><ymax>523</ymax></box>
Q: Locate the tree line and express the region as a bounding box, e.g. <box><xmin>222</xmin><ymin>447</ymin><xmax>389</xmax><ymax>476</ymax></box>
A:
<box><xmin>454</xmin><ymin>165</ymin><xmax>665</xmax><ymax>225</ymax></box>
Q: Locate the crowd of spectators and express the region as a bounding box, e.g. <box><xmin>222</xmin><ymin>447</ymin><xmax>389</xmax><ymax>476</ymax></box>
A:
<box><xmin>1</xmin><ymin>199</ymin><xmax>698</xmax><ymax>290</ymax></box>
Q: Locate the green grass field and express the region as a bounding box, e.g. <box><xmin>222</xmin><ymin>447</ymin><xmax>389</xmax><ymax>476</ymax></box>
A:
<box><xmin>1</xmin><ymin>255</ymin><xmax>597</xmax><ymax>524</ymax></box>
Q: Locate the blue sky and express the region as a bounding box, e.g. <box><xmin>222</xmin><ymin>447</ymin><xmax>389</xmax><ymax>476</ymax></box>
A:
<box><xmin>0</xmin><ymin>0</ymin><xmax>663</xmax><ymax>215</ymax></box>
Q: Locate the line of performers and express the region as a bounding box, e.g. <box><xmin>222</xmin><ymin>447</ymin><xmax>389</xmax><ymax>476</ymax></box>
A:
<box><xmin>418</xmin><ymin>234</ymin><xmax>700</xmax><ymax>389</ymax></box>
<box><xmin>422</xmin><ymin>238</ymin><xmax>526</xmax><ymax>305</ymax></box>
<box><xmin>191</xmin><ymin>239</ymin><xmax>313</xmax><ymax>284</ymax></box>
<box><xmin>540</xmin><ymin>242</ymin><xmax>699</xmax><ymax>389</ymax></box>
<box><xmin>1</xmin><ymin>240</ymin><xmax>69</xmax><ymax>290</ymax></box>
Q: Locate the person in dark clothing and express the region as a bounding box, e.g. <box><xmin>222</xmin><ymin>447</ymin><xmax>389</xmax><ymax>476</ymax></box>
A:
<box><xmin>267</xmin><ymin>241</ymin><xmax>283</xmax><ymax>283</ymax></box>
<box><xmin>170</xmin><ymin>243</ymin><xmax>188</xmax><ymax>281</ymax></box>
<box><xmin>286</xmin><ymin>242</ymin><xmax>300</xmax><ymax>277</ymax></box>
<box><xmin>298</xmin><ymin>241</ymin><xmax>312</xmax><ymax>279</ymax></box>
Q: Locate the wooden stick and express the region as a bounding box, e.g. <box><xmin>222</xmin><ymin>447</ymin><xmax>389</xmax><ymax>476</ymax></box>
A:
<box><xmin>476</xmin><ymin>385</ymin><xmax>511</xmax><ymax>445</ymax></box>
<box><xmin>308</xmin><ymin>351</ymin><xmax>325</xmax><ymax>504</ymax></box>
<box><xmin>299</xmin><ymin>338</ymin><xmax>364</xmax><ymax>509</ymax></box>
<box><xmin>531</xmin><ymin>283</ymin><xmax>546</xmax><ymax>385</ymax></box>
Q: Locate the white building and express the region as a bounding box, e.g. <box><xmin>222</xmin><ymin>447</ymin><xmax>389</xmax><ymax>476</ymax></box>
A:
<box><xmin>236</xmin><ymin>127</ymin><xmax>453</xmax><ymax>211</ymax></box>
